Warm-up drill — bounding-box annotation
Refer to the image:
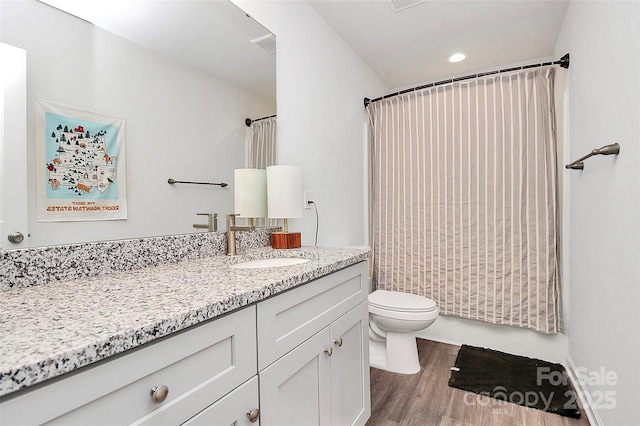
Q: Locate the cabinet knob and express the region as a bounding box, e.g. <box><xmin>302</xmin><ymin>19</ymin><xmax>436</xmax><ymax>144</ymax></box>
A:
<box><xmin>150</xmin><ymin>385</ymin><xmax>169</xmax><ymax>404</ymax></box>
<box><xmin>334</xmin><ymin>338</ymin><xmax>343</xmax><ymax>347</ymax></box>
<box><xmin>246</xmin><ymin>408</ymin><xmax>260</xmax><ymax>423</ymax></box>
<box><xmin>7</xmin><ymin>232</ymin><xmax>24</xmax><ymax>244</ymax></box>
<box><xmin>324</xmin><ymin>347</ymin><xmax>333</xmax><ymax>357</ymax></box>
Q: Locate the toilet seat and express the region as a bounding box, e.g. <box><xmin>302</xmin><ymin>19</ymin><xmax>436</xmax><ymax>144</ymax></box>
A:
<box><xmin>368</xmin><ymin>290</ymin><xmax>437</xmax><ymax>313</ymax></box>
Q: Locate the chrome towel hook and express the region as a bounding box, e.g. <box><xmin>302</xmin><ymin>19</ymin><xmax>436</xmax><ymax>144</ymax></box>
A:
<box><xmin>565</xmin><ymin>143</ymin><xmax>620</xmax><ymax>170</ymax></box>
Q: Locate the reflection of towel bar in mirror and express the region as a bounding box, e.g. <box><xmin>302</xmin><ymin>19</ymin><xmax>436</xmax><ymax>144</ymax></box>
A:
<box><xmin>167</xmin><ymin>178</ymin><xmax>228</xmax><ymax>188</ymax></box>
<box><xmin>565</xmin><ymin>143</ymin><xmax>620</xmax><ymax>170</ymax></box>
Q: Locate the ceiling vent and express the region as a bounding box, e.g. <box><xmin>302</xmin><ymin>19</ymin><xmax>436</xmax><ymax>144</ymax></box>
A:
<box><xmin>251</xmin><ymin>34</ymin><xmax>276</xmax><ymax>54</ymax></box>
<box><xmin>388</xmin><ymin>0</ymin><xmax>426</xmax><ymax>12</ymax></box>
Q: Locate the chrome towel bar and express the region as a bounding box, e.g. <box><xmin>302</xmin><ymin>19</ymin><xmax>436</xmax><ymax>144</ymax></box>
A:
<box><xmin>167</xmin><ymin>178</ymin><xmax>228</xmax><ymax>187</ymax></box>
<box><xmin>565</xmin><ymin>143</ymin><xmax>620</xmax><ymax>170</ymax></box>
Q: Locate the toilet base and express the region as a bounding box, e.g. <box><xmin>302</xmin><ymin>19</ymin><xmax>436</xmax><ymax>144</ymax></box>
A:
<box><xmin>369</xmin><ymin>331</ymin><xmax>421</xmax><ymax>375</ymax></box>
<box><xmin>369</xmin><ymin>339</ymin><xmax>387</xmax><ymax>370</ymax></box>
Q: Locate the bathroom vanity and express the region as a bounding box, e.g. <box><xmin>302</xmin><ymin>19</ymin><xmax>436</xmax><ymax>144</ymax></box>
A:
<box><xmin>0</xmin><ymin>246</ymin><xmax>371</xmax><ymax>425</ymax></box>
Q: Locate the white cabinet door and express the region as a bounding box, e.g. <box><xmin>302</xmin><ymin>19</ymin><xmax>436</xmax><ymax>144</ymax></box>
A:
<box><xmin>259</xmin><ymin>328</ymin><xmax>332</xmax><ymax>426</ymax></box>
<box><xmin>330</xmin><ymin>301</ymin><xmax>371</xmax><ymax>426</ymax></box>
<box><xmin>183</xmin><ymin>376</ymin><xmax>259</xmax><ymax>426</ymax></box>
<box><xmin>259</xmin><ymin>302</ymin><xmax>371</xmax><ymax>426</ymax></box>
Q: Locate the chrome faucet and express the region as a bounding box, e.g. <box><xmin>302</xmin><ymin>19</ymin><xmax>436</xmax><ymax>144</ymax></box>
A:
<box><xmin>193</xmin><ymin>213</ymin><xmax>217</xmax><ymax>232</ymax></box>
<box><xmin>227</xmin><ymin>213</ymin><xmax>255</xmax><ymax>256</ymax></box>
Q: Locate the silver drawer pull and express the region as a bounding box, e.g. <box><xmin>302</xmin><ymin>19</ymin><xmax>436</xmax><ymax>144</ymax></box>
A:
<box><xmin>334</xmin><ymin>338</ymin><xmax>343</xmax><ymax>347</ymax></box>
<box><xmin>246</xmin><ymin>408</ymin><xmax>260</xmax><ymax>423</ymax></box>
<box><xmin>150</xmin><ymin>385</ymin><xmax>169</xmax><ymax>404</ymax></box>
<box><xmin>324</xmin><ymin>347</ymin><xmax>333</xmax><ymax>357</ymax></box>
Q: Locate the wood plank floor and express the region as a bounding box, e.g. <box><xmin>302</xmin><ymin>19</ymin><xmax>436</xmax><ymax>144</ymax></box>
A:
<box><xmin>366</xmin><ymin>339</ymin><xmax>591</xmax><ymax>426</ymax></box>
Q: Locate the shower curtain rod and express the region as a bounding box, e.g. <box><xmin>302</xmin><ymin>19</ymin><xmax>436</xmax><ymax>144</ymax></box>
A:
<box><xmin>245</xmin><ymin>114</ymin><xmax>276</xmax><ymax>127</ymax></box>
<box><xmin>364</xmin><ymin>53</ymin><xmax>570</xmax><ymax>108</ymax></box>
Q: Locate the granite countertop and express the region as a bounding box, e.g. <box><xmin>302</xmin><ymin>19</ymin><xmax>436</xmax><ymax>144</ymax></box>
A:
<box><xmin>0</xmin><ymin>246</ymin><xmax>370</xmax><ymax>397</ymax></box>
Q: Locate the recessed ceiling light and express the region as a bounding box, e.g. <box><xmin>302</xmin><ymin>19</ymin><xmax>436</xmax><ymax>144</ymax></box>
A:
<box><xmin>448</xmin><ymin>53</ymin><xmax>466</xmax><ymax>63</ymax></box>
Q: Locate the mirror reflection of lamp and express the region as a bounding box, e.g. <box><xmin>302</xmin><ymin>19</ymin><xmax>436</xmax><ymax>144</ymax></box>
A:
<box><xmin>234</xmin><ymin>168</ymin><xmax>267</xmax><ymax>227</ymax></box>
<box><xmin>267</xmin><ymin>165</ymin><xmax>303</xmax><ymax>249</ymax></box>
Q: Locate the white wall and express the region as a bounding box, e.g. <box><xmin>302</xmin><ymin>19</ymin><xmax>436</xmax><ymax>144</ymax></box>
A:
<box><xmin>1</xmin><ymin>1</ymin><xmax>273</xmax><ymax>247</ymax></box>
<box><xmin>232</xmin><ymin>0</ymin><xmax>387</xmax><ymax>247</ymax></box>
<box><xmin>554</xmin><ymin>1</ymin><xmax>640</xmax><ymax>424</ymax></box>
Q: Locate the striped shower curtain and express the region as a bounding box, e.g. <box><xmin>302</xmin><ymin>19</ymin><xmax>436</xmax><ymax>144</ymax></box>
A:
<box><xmin>368</xmin><ymin>67</ymin><xmax>560</xmax><ymax>333</ymax></box>
<box><xmin>248</xmin><ymin>117</ymin><xmax>277</xmax><ymax>169</ymax></box>
<box><xmin>248</xmin><ymin>117</ymin><xmax>277</xmax><ymax>227</ymax></box>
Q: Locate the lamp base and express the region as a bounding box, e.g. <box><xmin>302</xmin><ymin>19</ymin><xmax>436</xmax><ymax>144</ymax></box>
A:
<box><xmin>271</xmin><ymin>232</ymin><xmax>301</xmax><ymax>249</ymax></box>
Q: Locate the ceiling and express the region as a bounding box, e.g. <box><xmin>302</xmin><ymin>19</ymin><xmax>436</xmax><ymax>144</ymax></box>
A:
<box><xmin>308</xmin><ymin>0</ymin><xmax>570</xmax><ymax>92</ymax></box>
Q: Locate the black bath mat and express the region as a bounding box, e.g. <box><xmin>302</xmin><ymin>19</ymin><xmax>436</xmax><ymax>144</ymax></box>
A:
<box><xmin>448</xmin><ymin>345</ymin><xmax>581</xmax><ymax>418</ymax></box>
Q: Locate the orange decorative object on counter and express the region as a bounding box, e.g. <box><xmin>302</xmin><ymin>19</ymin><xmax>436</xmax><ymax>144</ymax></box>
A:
<box><xmin>271</xmin><ymin>232</ymin><xmax>301</xmax><ymax>249</ymax></box>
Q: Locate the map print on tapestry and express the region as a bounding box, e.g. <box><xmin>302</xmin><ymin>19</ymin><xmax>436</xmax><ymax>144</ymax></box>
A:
<box><xmin>46</xmin><ymin>115</ymin><xmax>119</xmax><ymax>199</ymax></box>
<box><xmin>36</xmin><ymin>99</ymin><xmax>127</xmax><ymax>222</ymax></box>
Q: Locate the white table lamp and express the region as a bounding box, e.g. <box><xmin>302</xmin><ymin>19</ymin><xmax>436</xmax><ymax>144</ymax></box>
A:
<box><xmin>234</xmin><ymin>168</ymin><xmax>267</xmax><ymax>224</ymax></box>
<box><xmin>267</xmin><ymin>165</ymin><xmax>303</xmax><ymax>248</ymax></box>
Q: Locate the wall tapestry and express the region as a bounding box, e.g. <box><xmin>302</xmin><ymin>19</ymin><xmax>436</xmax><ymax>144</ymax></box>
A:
<box><xmin>36</xmin><ymin>99</ymin><xmax>127</xmax><ymax>221</ymax></box>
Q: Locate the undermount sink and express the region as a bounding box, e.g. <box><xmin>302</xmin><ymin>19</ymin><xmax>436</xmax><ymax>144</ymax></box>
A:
<box><xmin>229</xmin><ymin>257</ymin><xmax>311</xmax><ymax>269</ymax></box>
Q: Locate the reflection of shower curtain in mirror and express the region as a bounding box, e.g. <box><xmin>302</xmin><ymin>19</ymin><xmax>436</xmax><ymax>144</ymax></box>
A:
<box><xmin>249</xmin><ymin>117</ymin><xmax>277</xmax><ymax>227</ymax></box>
<box><xmin>368</xmin><ymin>67</ymin><xmax>561</xmax><ymax>333</ymax></box>
<box><xmin>249</xmin><ymin>117</ymin><xmax>277</xmax><ymax>169</ymax></box>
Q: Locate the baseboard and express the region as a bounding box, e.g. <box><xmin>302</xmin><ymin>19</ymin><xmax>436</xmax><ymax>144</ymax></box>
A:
<box><xmin>414</xmin><ymin>315</ymin><xmax>568</xmax><ymax>363</ymax></box>
<box><xmin>565</xmin><ymin>355</ymin><xmax>604</xmax><ymax>426</ymax></box>
<box><xmin>414</xmin><ymin>333</ymin><xmax>462</xmax><ymax>348</ymax></box>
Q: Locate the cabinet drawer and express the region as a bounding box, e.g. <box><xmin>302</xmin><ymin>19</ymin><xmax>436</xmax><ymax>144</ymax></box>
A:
<box><xmin>183</xmin><ymin>376</ymin><xmax>259</xmax><ymax>426</ymax></box>
<box><xmin>1</xmin><ymin>306</ymin><xmax>257</xmax><ymax>426</ymax></box>
<box><xmin>257</xmin><ymin>261</ymin><xmax>368</xmax><ymax>370</ymax></box>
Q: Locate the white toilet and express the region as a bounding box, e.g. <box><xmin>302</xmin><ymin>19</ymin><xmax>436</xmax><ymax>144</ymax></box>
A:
<box><xmin>368</xmin><ymin>290</ymin><xmax>439</xmax><ymax>374</ymax></box>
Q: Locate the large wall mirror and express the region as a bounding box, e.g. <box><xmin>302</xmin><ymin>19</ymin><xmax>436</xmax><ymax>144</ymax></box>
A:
<box><xmin>0</xmin><ymin>0</ymin><xmax>276</xmax><ymax>248</ymax></box>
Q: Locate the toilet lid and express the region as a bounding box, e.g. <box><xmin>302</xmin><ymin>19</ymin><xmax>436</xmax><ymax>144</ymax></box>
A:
<box><xmin>368</xmin><ymin>290</ymin><xmax>437</xmax><ymax>312</ymax></box>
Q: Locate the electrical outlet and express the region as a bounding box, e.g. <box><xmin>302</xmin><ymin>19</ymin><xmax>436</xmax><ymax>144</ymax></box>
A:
<box><xmin>304</xmin><ymin>190</ymin><xmax>313</xmax><ymax>209</ymax></box>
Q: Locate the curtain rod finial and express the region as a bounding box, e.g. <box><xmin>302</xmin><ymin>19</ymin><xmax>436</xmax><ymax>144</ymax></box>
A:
<box><xmin>559</xmin><ymin>53</ymin><xmax>570</xmax><ymax>69</ymax></box>
<box><xmin>245</xmin><ymin>118</ymin><xmax>252</xmax><ymax>127</ymax></box>
<box><xmin>364</xmin><ymin>97</ymin><xmax>371</xmax><ymax>108</ymax></box>
<box><xmin>565</xmin><ymin>162</ymin><xmax>584</xmax><ymax>170</ymax></box>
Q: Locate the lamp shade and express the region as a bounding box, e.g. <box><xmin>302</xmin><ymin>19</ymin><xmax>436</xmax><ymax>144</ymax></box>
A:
<box><xmin>267</xmin><ymin>165</ymin><xmax>303</xmax><ymax>219</ymax></box>
<box><xmin>234</xmin><ymin>168</ymin><xmax>267</xmax><ymax>218</ymax></box>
